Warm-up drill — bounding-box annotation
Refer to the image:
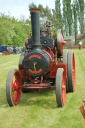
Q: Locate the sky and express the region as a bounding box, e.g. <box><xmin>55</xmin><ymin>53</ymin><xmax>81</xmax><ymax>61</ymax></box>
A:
<box><xmin>0</xmin><ymin>0</ymin><xmax>55</xmax><ymax>20</ymax></box>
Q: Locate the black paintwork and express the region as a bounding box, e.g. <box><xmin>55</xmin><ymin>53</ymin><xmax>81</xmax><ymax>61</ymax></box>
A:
<box><xmin>31</xmin><ymin>11</ymin><xmax>41</xmax><ymax>49</ymax></box>
<box><xmin>27</xmin><ymin>36</ymin><xmax>54</xmax><ymax>50</ymax></box>
<box><xmin>23</xmin><ymin>49</ymin><xmax>50</xmax><ymax>77</ymax></box>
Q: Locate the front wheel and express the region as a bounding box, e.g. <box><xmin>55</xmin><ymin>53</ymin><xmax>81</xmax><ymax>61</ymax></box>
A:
<box><xmin>56</xmin><ymin>68</ymin><xmax>66</xmax><ymax>107</ymax></box>
<box><xmin>6</xmin><ymin>68</ymin><xmax>21</xmax><ymax>107</ymax></box>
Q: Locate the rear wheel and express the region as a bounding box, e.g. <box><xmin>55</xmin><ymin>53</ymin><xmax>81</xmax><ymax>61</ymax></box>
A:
<box><xmin>68</xmin><ymin>50</ymin><xmax>76</xmax><ymax>92</ymax></box>
<box><xmin>6</xmin><ymin>68</ymin><xmax>21</xmax><ymax>106</ymax></box>
<box><xmin>56</xmin><ymin>68</ymin><xmax>66</xmax><ymax>107</ymax></box>
<box><xmin>63</xmin><ymin>50</ymin><xmax>69</xmax><ymax>92</ymax></box>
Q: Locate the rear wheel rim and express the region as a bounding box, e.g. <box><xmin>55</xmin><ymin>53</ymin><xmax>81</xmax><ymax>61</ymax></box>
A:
<box><xmin>61</xmin><ymin>73</ymin><xmax>66</xmax><ymax>105</ymax></box>
<box><xmin>72</xmin><ymin>53</ymin><xmax>76</xmax><ymax>90</ymax></box>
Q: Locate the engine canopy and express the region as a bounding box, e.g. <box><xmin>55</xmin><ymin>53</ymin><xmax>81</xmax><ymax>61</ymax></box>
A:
<box><xmin>23</xmin><ymin>50</ymin><xmax>50</xmax><ymax>77</ymax></box>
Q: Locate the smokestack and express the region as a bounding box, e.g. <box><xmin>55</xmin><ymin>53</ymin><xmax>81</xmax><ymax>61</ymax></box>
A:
<box><xmin>30</xmin><ymin>8</ymin><xmax>41</xmax><ymax>49</ymax></box>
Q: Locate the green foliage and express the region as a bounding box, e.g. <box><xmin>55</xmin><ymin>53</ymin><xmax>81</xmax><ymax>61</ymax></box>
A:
<box><xmin>0</xmin><ymin>14</ymin><xmax>15</xmax><ymax>45</ymax></box>
<box><xmin>11</xmin><ymin>21</ymin><xmax>28</xmax><ymax>47</ymax></box>
<box><xmin>0</xmin><ymin>13</ymin><xmax>31</xmax><ymax>47</ymax></box>
<box><xmin>53</xmin><ymin>0</ymin><xmax>85</xmax><ymax>42</ymax></box>
<box><xmin>77</xmin><ymin>0</ymin><xmax>84</xmax><ymax>34</ymax></box>
<box><xmin>29</xmin><ymin>2</ymin><xmax>37</xmax><ymax>9</ymax></box>
<box><xmin>62</xmin><ymin>0</ymin><xmax>68</xmax><ymax>36</ymax></box>
<box><xmin>62</xmin><ymin>0</ymin><xmax>72</xmax><ymax>36</ymax></box>
<box><xmin>66</xmin><ymin>0</ymin><xmax>72</xmax><ymax>35</ymax></box>
<box><xmin>28</xmin><ymin>3</ymin><xmax>59</xmax><ymax>37</ymax></box>
<box><xmin>81</xmin><ymin>39</ymin><xmax>85</xmax><ymax>44</ymax></box>
<box><xmin>72</xmin><ymin>0</ymin><xmax>78</xmax><ymax>44</ymax></box>
<box><xmin>52</xmin><ymin>0</ymin><xmax>62</xmax><ymax>29</ymax></box>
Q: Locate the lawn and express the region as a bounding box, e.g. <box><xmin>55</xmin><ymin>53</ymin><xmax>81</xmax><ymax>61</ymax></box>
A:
<box><xmin>0</xmin><ymin>49</ymin><xmax>85</xmax><ymax>128</ymax></box>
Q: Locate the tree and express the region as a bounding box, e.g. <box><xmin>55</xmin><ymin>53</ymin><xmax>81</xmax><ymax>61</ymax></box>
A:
<box><xmin>53</xmin><ymin>0</ymin><xmax>85</xmax><ymax>43</ymax></box>
<box><xmin>0</xmin><ymin>14</ymin><xmax>15</xmax><ymax>46</ymax></box>
<box><xmin>72</xmin><ymin>0</ymin><xmax>78</xmax><ymax>43</ymax></box>
<box><xmin>77</xmin><ymin>0</ymin><xmax>84</xmax><ymax>34</ymax></box>
<box><xmin>0</xmin><ymin>13</ymin><xmax>29</xmax><ymax>47</ymax></box>
<box><xmin>62</xmin><ymin>0</ymin><xmax>69</xmax><ymax>35</ymax></box>
<box><xmin>28</xmin><ymin>3</ymin><xmax>59</xmax><ymax>37</ymax></box>
<box><xmin>52</xmin><ymin>0</ymin><xmax>62</xmax><ymax>29</ymax></box>
<box><xmin>65</xmin><ymin>0</ymin><xmax>72</xmax><ymax>36</ymax></box>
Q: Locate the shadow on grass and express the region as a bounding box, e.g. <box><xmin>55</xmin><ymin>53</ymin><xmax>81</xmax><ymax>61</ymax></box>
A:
<box><xmin>0</xmin><ymin>88</ymin><xmax>59</xmax><ymax>109</ymax></box>
<box><xmin>19</xmin><ymin>89</ymin><xmax>58</xmax><ymax>109</ymax></box>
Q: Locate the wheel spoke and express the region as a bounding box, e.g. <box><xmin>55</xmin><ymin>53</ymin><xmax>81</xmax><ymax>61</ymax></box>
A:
<box><xmin>12</xmin><ymin>91</ymin><xmax>17</xmax><ymax>99</ymax></box>
<box><xmin>12</xmin><ymin>83</ymin><xmax>18</xmax><ymax>91</ymax></box>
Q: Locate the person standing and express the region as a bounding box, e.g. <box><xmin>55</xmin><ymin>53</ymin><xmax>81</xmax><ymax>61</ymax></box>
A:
<box><xmin>79</xmin><ymin>41</ymin><xmax>82</xmax><ymax>50</ymax></box>
<box><xmin>13</xmin><ymin>44</ymin><xmax>16</xmax><ymax>54</ymax></box>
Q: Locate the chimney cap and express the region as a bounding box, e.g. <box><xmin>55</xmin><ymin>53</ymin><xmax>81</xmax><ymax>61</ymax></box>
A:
<box><xmin>30</xmin><ymin>8</ymin><xmax>40</xmax><ymax>13</ymax></box>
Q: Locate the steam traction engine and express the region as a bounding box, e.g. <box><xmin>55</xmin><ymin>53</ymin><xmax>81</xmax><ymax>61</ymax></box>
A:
<box><xmin>6</xmin><ymin>8</ymin><xmax>76</xmax><ymax>107</ymax></box>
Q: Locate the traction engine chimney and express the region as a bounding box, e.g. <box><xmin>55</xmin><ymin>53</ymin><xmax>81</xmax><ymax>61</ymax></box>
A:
<box><xmin>30</xmin><ymin>8</ymin><xmax>41</xmax><ymax>49</ymax></box>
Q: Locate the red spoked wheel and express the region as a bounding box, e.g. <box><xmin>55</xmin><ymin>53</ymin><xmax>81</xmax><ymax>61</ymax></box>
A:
<box><xmin>6</xmin><ymin>68</ymin><xmax>21</xmax><ymax>107</ymax></box>
<box><xmin>7</xmin><ymin>51</ymin><xmax>9</xmax><ymax>55</ymax></box>
<box><xmin>2</xmin><ymin>51</ymin><xmax>7</xmax><ymax>55</ymax></box>
<box><xmin>68</xmin><ymin>50</ymin><xmax>76</xmax><ymax>92</ymax></box>
<box><xmin>56</xmin><ymin>68</ymin><xmax>66</xmax><ymax>107</ymax></box>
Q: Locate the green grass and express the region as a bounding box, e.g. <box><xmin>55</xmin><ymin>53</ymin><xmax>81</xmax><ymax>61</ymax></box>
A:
<box><xmin>0</xmin><ymin>49</ymin><xmax>85</xmax><ymax>128</ymax></box>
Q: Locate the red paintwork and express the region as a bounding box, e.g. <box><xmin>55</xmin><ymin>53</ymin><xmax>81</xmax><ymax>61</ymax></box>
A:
<box><xmin>19</xmin><ymin>69</ymin><xmax>31</xmax><ymax>79</ymax></box>
<box><xmin>19</xmin><ymin>38</ymin><xmax>67</xmax><ymax>91</ymax></box>
<box><xmin>29</xmin><ymin>69</ymin><xmax>42</xmax><ymax>74</ymax></box>
<box><xmin>11</xmin><ymin>70</ymin><xmax>21</xmax><ymax>105</ymax></box>
<box><xmin>29</xmin><ymin>55</ymin><xmax>41</xmax><ymax>59</ymax></box>
<box><xmin>3</xmin><ymin>51</ymin><xmax>7</xmax><ymax>55</ymax></box>
<box><xmin>59</xmin><ymin>31</ymin><xmax>64</xmax><ymax>56</ymax></box>
<box><xmin>25</xmin><ymin>39</ymin><xmax>28</xmax><ymax>48</ymax></box>
<box><xmin>19</xmin><ymin>61</ymin><xmax>67</xmax><ymax>91</ymax></box>
<box><xmin>19</xmin><ymin>50</ymin><xmax>67</xmax><ymax>81</ymax></box>
<box><xmin>7</xmin><ymin>51</ymin><xmax>9</xmax><ymax>55</ymax></box>
<box><xmin>61</xmin><ymin>70</ymin><xmax>66</xmax><ymax>105</ymax></box>
<box><xmin>72</xmin><ymin>52</ymin><xmax>76</xmax><ymax>91</ymax></box>
<box><xmin>50</xmin><ymin>63</ymin><xmax>67</xmax><ymax>79</ymax></box>
<box><xmin>19</xmin><ymin>82</ymin><xmax>55</xmax><ymax>91</ymax></box>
